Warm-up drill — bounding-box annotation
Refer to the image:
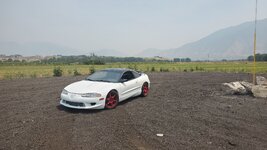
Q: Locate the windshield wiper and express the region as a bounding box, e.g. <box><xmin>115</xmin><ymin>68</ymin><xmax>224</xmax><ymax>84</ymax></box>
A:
<box><xmin>94</xmin><ymin>79</ymin><xmax>111</xmax><ymax>82</ymax></box>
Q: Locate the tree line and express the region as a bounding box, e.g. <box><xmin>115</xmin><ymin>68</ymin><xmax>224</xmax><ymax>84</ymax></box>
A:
<box><xmin>3</xmin><ymin>53</ymin><xmax>267</xmax><ymax>65</ymax></box>
<box><xmin>247</xmin><ymin>53</ymin><xmax>267</xmax><ymax>61</ymax></box>
<box><xmin>173</xmin><ymin>58</ymin><xmax>191</xmax><ymax>62</ymax></box>
<box><xmin>0</xmin><ymin>55</ymin><xmax>183</xmax><ymax>65</ymax></box>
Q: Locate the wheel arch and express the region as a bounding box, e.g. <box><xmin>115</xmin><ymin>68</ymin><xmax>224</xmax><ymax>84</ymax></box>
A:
<box><xmin>108</xmin><ymin>89</ymin><xmax>119</xmax><ymax>98</ymax></box>
<box><xmin>143</xmin><ymin>81</ymin><xmax>150</xmax><ymax>87</ymax></box>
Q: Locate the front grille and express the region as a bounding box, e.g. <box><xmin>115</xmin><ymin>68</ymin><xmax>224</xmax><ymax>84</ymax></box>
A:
<box><xmin>64</xmin><ymin>100</ymin><xmax>85</xmax><ymax>107</ymax></box>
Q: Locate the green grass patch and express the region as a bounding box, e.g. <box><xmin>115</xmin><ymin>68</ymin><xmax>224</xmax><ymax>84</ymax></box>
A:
<box><xmin>0</xmin><ymin>62</ymin><xmax>266</xmax><ymax>80</ymax></box>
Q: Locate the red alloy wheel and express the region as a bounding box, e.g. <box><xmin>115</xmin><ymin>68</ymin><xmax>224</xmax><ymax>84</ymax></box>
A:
<box><xmin>142</xmin><ymin>83</ymin><xmax>149</xmax><ymax>97</ymax></box>
<box><xmin>105</xmin><ymin>91</ymin><xmax>118</xmax><ymax>109</ymax></box>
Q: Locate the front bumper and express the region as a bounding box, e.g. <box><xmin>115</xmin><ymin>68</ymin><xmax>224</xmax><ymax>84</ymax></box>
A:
<box><xmin>60</xmin><ymin>93</ymin><xmax>105</xmax><ymax>109</ymax></box>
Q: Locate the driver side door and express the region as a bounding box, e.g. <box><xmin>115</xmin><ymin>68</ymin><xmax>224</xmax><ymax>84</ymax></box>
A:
<box><xmin>119</xmin><ymin>71</ymin><xmax>139</xmax><ymax>101</ymax></box>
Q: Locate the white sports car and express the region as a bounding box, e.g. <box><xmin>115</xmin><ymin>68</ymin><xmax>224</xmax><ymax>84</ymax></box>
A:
<box><xmin>60</xmin><ymin>68</ymin><xmax>150</xmax><ymax>109</ymax></box>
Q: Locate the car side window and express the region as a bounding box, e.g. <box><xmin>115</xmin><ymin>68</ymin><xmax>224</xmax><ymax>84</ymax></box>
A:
<box><xmin>121</xmin><ymin>71</ymin><xmax>135</xmax><ymax>81</ymax></box>
<box><xmin>132</xmin><ymin>71</ymin><xmax>141</xmax><ymax>78</ymax></box>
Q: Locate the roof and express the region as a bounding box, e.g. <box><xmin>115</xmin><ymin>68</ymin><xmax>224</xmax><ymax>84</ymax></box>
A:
<box><xmin>102</xmin><ymin>68</ymin><xmax>133</xmax><ymax>73</ymax></box>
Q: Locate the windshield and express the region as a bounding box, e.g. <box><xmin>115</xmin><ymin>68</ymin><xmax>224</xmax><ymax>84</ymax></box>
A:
<box><xmin>86</xmin><ymin>70</ymin><xmax>122</xmax><ymax>83</ymax></box>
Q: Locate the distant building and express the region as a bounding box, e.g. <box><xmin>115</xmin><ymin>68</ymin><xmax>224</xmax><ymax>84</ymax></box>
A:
<box><xmin>153</xmin><ymin>56</ymin><xmax>170</xmax><ymax>61</ymax></box>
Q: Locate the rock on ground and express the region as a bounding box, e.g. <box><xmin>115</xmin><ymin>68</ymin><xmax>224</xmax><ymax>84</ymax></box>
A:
<box><xmin>252</xmin><ymin>85</ymin><xmax>267</xmax><ymax>98</ymax></box>
<box><xmin>256</xmin><ymin>76</ymin><xmax>267</xmax><ymax>85</ymax></box>
<box><xmin>240</xmin><ymin>81</ymin><xmax>253</xmax><ymax>94</ymax></box>
<box><xmin>222</xmin><ymin>82</ymin><xmax>247</xmax><ymax>95</ymax></box>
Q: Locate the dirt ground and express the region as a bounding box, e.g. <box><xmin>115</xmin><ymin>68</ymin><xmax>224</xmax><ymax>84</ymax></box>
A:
<box><xmin>0</xmin><ymin>72</ymin><xmax>266</xmax><ymax>150</ymax></box>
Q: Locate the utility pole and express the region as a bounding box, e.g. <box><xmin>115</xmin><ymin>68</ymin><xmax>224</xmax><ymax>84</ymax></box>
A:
<box><xmin>253</xmin><ymin>0</ymin><xmax>258</xmax><ymax>85</ymax></box>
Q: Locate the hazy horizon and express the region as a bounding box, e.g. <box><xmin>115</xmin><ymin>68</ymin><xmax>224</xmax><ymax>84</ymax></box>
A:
<box><xmin>1</xmin><ymin>0</ymin><xmax>267</xmax><ymax>56</ymax></box>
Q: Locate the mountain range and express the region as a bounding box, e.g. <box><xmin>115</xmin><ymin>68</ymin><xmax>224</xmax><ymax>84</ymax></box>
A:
<box><xmin>137</xmin><ymin>18</ymin><xmax>267</xmax><ymax>60</ymax></box>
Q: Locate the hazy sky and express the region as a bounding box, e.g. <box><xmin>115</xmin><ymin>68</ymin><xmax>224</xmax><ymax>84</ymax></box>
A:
<box><xmin>0</xmin><ymin>0</ymin><xmax>267</xmax><ymax>55</ymax></box>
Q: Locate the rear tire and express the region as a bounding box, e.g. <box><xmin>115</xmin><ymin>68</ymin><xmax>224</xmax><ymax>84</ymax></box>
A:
<box><xmin>105</xmin><ymin>90</ymin><xmax>119</xmax><ymax>109</ymax></box>
<box><xmin>141</xmin><ymin>82</ymin><xmax>149</xmax><ymax>97</ymax></box>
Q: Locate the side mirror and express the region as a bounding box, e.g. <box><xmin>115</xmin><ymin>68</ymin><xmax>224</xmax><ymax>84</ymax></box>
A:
<box><xmin>120</xmin><ymin>78</ymin><xmax>128</xmax><ymax>83</ymax></box>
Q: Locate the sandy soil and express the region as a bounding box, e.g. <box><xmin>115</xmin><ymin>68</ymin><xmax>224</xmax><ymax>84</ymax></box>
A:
<box><xmin>0</xmin><ymin>72</ymin><xmax>266</xmax><ymax>150</ymax></box>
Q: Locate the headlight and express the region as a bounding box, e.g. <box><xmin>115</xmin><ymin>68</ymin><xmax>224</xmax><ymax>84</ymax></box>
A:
<box><xmin>81</xmin><ymin>93</ymin><xmax>101</xmax><ymax>98</ymax></box>
<box><xmin>62</xmin><ymin>89</ymin><xmax>68</xmax><ymax>95</ymax></box>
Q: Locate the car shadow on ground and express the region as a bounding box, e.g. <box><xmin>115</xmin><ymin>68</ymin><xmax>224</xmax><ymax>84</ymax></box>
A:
<box><xmin>118</xmin><ymin>96</ymin><xmax>142</xmax><ymax>106</ymax></box>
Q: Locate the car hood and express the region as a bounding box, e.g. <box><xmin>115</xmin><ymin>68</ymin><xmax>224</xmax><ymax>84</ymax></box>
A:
<box><xmin>64</xmin><ymin>80</ymin><xmax>115</xmax><ymax>94</ymax></box>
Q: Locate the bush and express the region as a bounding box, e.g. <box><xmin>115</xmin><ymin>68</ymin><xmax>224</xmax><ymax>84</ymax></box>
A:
<box><xmin>160</xmin><ymin>67</ymin><xmax>169</xmax><ymax>72</ymax></box>
<box><xmin>15</xmin><ymin>72</ymin><xmax>25</xmax><ymax>78</ymax></box>
<box><xmin>30</xmin><ymin>73</ymin><xmax>37</xmax><ymax>78</ymax></box>
<box><xmin>67</xmin><ymin>70</ymin><xmax>72</xmax><ymax>75</ymax></box>
<box><xmin>3</xmin><ymin>74</ymin><xmax>13</xmax><ymax>80</ymax></box>
<box><xmin>73</xmin><ymin>69</ymin><xmax>81</xmax><ymax>76</ymax></box>
<box><xmin>151</xmin><ymin>66</ymin><xmax>156</xmax><ymax>72</ymax></box>
<box><xmin>195</xmin><ymin>66</ymin><xmax>204</xmax><ymax>71</ymax></box>
<box><xmin>89</xmin><ymin>66</ymin><xmax>95</xmax><ymax>74</ymax></box>
<box><xmin>134</xmin><ymin>64</ymin><xmax>138</xmax><ymax>71</ymax></box>
<box><xmin>53</xmin><ymin>67</ymin><xmax>63</xmax><ymax>77</ymax></box>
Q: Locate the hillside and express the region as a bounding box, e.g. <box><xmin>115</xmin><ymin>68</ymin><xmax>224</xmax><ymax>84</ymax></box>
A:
<box><xmin>138</xmin><ymin>18</ymin><xmax>267</xmax><ymax>60</ymax></box>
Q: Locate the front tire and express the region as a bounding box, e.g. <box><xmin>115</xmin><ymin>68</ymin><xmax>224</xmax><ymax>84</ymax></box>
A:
<box><xmin>105</xmin><ymin>90</ymin><xmax>119</xmax><ymax>109</ymax></box>
<box><xmin>141</xmin><ymin>82</ymin><xmax>149</xmax><ymax>97</ymax></box>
